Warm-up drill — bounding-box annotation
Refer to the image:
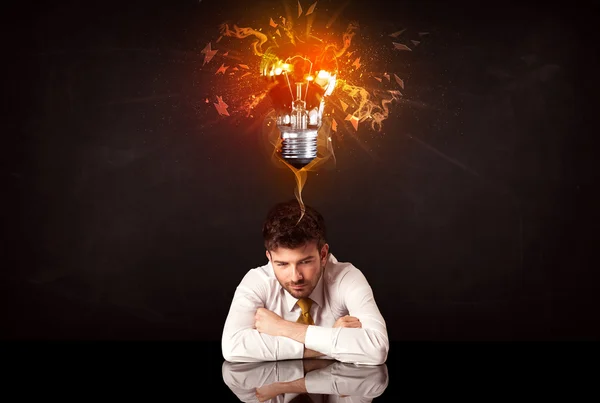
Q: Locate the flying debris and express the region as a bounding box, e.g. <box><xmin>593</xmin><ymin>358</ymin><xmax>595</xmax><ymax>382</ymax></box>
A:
<box><xmin>306</xmin><ymin>1</ymin><xmax>318</xmax><ymax>16</ymax></box>
<box><xmin>201</xmin><ymin>42</ymin><xmax>218</xmax><ymax>65</ymax></box>
<box><xmin>392</xmin><ymin>42</ymin><xmax>412</xmax><ymax>51</ymax></box>
<box><xmin>215</xmin><ymin>63</ymin><xmax>229</xmax><ymax>74</ymax></box>
<box><xmin>214</xmin><ymin>96</ymin><xmax>230</xmax><ymax>116</ymax></box>
<box><xmin>345</xmin><ymin>114</ymin><xmax>359</xmax><ymax>131</ymax></box>
<box><xmin>389</xmin><ymin>29</ymin><xmax>406</xmax><ymax>38</ymax></box>
<box><xmin>393</xmin><ymin>74</ymin><xmax>404</xmax><ymax>89</ymax></box>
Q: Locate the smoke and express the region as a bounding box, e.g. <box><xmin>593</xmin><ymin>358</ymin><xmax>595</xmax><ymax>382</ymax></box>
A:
<box><xmin>219</xmin><ymin>23</ymin><xmax>269</xmax><ymax>56</ymax></box>
<box><xmin>337</xmin><ymin>82</ymin><xmax>401</xmax><ymax>132</ymax></box>
<box><xmin>261</xmin><ymin>111</ymin><xmax>336</xmax><ymax>222</ymax></box>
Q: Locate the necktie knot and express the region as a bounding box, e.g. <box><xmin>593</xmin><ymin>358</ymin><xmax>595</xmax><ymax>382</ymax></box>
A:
<box><xmin>296</xmin><ymin>298</ymin><xmax>314</xmax><ymax>325</ymax></box>
<box><xmin>297</xmin><ymin>298</ymin><xmax>313</xmax><ymax>313</ymax></box>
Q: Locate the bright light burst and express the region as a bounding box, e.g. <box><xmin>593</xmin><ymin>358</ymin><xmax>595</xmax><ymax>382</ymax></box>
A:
<box><xmin>198</xmin><ymin>0</ymin><xmax>428</xmax><ymax>209</ymax></box>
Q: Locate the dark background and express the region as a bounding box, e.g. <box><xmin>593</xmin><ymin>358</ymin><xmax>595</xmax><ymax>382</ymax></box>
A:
<box><xmin>2</xmin><ymin>0</ymin><xmax>596</xmax><ymax>343</ymax></box>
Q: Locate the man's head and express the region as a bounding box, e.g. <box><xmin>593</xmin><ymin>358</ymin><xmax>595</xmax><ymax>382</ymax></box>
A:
<box><xmin>262</xmin><ymin>199</ymin><xmax>329</xmax><ymax>299</ymax></box>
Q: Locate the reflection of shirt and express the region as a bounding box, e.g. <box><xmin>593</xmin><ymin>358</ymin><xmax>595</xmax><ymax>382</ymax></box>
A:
<box><xmin>222</xmin><ymin>360</ymin><xmax>389</xmax><ymax>403</ymax></box>
<box><xmin>221</xmin><ymin>254</ymin><xmax>389</xmax><ymax>365</ymax></box>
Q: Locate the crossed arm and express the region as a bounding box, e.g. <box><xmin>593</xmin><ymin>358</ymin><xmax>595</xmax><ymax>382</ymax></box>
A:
<box><xmin>222</xmin><ymin>269</ymin><xmax>389</xmax><ymax>365</ymax></box>
<box><xmin>254</xmin><ymin>308</ymin><xmax>362</xmax><ymax>358</ymax></box>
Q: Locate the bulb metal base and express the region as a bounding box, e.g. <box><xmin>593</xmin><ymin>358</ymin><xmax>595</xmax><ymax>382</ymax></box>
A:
<box><xmin>279</xmin><ymin>129</ymin><xmax>318</xmax><ymax>169</ymax></box>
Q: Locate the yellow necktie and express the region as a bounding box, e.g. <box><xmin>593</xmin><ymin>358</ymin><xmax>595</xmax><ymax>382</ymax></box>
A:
<box><xmin>296</xmin><ymin>298</ymin><xmax>315</xmax><ymax>325</ymax></box>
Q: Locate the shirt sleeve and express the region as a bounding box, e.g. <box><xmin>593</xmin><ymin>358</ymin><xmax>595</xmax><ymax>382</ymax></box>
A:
<box><xmin>222</xmin><ymin>269</ymin><xmax>305</xmax><ymax>362</ymax></box>
<box><xmin>222</xmin><ymin>360</ymin><xmax>305</xmax><ymax>403</ymax></box>
<box><xmin>303</xmin><ymin>268</ymin><xmax>389</xmax><ymax>365</ymax></box>
<box><xmin>304</xmin><ymin>361</ymin><xmax>389</xmax><ymax>398</ymax></box>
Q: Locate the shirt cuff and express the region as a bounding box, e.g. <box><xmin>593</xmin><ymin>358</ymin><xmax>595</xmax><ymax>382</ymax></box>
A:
<box><xmin>304</xmin><ymin>325</ymin><xmax>337</xmax><ymax>356</ymax></box>
<box><xmin>276</xmin><ymin>360</ymin><xmax>305</xmax><ymax>382</ymax></box>
<box><xmin>304</xmin><ymin>368</ymin><xmax>335</xmax><ymax>394</ymax></box>
<box><xmin>276</xmin><ymin>336</ymin><xmax>305</xmax><ymax>360</ymax></box>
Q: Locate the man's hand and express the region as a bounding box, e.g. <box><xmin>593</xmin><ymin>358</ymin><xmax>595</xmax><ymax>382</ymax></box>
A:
<box><xmin>254</xmin><ymin>308</ymin><xmax>285</xmax><ymax>336</ymax></box>
<box><xmin>255</xmin><ymin>379</ymin><xmax>306</xmax><ymax>402</ymax></box>
<box><xmin>333</xmin><ymin>315</ymin><xmax>362</xmax><ymax>328</ymax></box>
<box><xmin>255</xmin><ymin>382</ymin><xmax>286</xmax><ymax>402</ymax></box>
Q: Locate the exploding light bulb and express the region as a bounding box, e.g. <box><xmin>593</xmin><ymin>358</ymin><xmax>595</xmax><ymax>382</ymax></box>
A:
<box><xmin>260</xmin><ymin>39</ymin><xmax>338</xmax><ymax>170</ymax></box>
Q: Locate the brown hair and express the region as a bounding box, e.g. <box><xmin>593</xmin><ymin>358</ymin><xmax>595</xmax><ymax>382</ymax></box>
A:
<box><xmin>262</xmin><ymin>199</ymin><xmax>327</xmax><ymax>251</ymax></box>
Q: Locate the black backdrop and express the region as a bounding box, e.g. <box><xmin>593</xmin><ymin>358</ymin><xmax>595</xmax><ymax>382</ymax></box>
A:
<box><xmin>3</xmin><ymin>0</ymin><xmax>596</xmax><ymax>341</ymax></box>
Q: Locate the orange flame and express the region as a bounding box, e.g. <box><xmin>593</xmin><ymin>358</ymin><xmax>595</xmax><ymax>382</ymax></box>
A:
<box><xmin>205</xmin><ymin>1</ymin><xmax>417</xmax><ymax>217</ymax></box>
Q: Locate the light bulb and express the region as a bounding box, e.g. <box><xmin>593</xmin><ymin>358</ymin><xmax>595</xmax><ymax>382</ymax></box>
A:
<box><xmin>260</xmin><ymin>40</ymin><xmax>338</xmax><ymax>170</ymax></box>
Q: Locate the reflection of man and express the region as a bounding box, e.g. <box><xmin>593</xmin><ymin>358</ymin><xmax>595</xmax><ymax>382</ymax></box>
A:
<box><xmin>221</xmin><ymin>199</ymin><xmax>389</xmax><ymax>365</ymax></box>
<box><xmin>222</xmin><ymin>359</ymin><xmax>389</xmax><ymax>403</ymax></box>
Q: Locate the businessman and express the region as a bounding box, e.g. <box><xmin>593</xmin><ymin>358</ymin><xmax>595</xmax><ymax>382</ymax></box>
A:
<box><xmin>221</xmin><ymin>199</ymin><xmax>389</xmax><ymax>365</ymax></box>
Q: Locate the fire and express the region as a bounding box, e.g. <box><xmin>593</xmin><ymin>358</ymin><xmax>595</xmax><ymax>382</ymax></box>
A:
<box><xmin>200</xmin><ymin>1</ymin><xmax>424</xmax><ymax>215</ymax></box>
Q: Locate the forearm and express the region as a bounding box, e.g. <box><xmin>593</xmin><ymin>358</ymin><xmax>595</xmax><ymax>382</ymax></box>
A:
<box><xmin>222</xmin><ymin>328</ymin><xmax>304</xmax><ymax>362</ymax></box>
<box><xmin>277</xmin><ymin>321</ymin><xmax>308</xmax><ymax>343</ymax></box>
<box><xmin>303</xmin><ymin>347</ymin><xmax>325</xmax><ymax>358</ymax></box>
<box><xmin>304</xmin><ymin>326</ymin><xmax>389</xmax><ymax>365</ymax></box>
<box><xmin>273</xmin><ymin>378</ymin><xmax>307</xmax><ymax>395</ymax></box>
<box><xmin>255</xmin><ymin>377</ymin><xmax>307</xmax><ymax>401</ymax></box>
<box><xmin>275</xmin><ymin>321</ymin><xmax>328</xmax><ymax>358</ymax></box>
<box><xmin>304</xmin><ymin>362</ymin><xmax>389</xmax><ymax>397</ymax></box>
<box><xmin>274</xmin><ymin>320</ymin><xmax>389</xmax><ymax>363</ymax></box>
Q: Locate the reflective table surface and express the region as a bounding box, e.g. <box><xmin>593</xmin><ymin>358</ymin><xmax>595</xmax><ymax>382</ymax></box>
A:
<box><xmin>4</xmin><ymin>340</ymin><xmax>584</xmax><ymax>399</ymax></box>
<box><xmin>222</xmin><ymin>359</ymin><xmax>388</xmax><ymax>402</ymax></box>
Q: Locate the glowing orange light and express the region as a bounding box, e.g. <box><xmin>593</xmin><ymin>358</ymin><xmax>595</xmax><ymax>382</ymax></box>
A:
<box><xmin>205</xmin><ymin>2</ymin><xmax>422</xmax><ymax>214</ymax></box>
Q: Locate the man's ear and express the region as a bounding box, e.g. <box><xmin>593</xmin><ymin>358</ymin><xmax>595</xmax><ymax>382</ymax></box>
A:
<box><xmin>320</xmin><ymin>244</ymin><xmax>330</xmax><ymax>262</ymax></box>
<box><xmin>265</xmin><ymin>249</ymin><xmax>272</xmax><ymax>262</ymax></box>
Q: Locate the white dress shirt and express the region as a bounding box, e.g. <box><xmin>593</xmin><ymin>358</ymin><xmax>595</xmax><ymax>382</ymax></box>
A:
<box><xmin>222</xmin><ymin>359</ymin><xmax>389</xmax><ymax>403</ymax></box>
<box><xmin>221</xmin><ymin>253</ymin><xmax>389</xmax><ymax>365</ymax></box>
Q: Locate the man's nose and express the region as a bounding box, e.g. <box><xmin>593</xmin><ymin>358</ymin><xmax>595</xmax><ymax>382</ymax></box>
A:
<box><xmin>291</xmin><ymin>266</ymin><xmax>303</xmax><ymax>282</ymax></box>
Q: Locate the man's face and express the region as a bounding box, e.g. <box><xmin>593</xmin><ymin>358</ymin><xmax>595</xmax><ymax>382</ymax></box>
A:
<box><xmin>267</xmin><ymin>241</ymin><xmax>329</xmax><ymax>299</ymax></box>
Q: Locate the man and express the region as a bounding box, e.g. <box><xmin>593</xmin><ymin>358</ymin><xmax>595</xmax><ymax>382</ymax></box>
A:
<box><xmin>221</xmin><ymin>199</ymin><xmax>388</xmax><ymax>365</ymax></box>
